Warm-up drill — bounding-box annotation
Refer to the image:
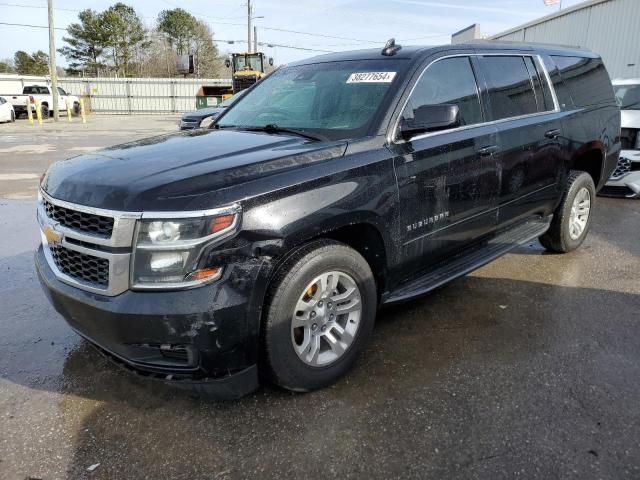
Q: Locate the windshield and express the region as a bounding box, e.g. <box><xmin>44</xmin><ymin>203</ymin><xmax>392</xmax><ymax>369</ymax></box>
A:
<box><xmin>234</xmin><ymin>54</ymin><xmax>263</xmax><ymax>72</ymax></box>
<box><xmin>217</xmin><ymin>59</ymin><xmax>405</xmax><ymax>140</ymax></box>
<box><xmin>614</xmin><ymin>84</ymin><xmax>640</xmax><ymax>110</ymax></box>
<box><xmin>219</xmin><ymin>89</ymin><xmax>246</xmax><ymax>108</ymax></box>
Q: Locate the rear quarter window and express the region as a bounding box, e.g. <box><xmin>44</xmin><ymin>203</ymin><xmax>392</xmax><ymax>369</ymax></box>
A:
<box><xmin>551</xmin><ymin>56</ymin><xmax>614</xmax><ymax>107</ymax></box>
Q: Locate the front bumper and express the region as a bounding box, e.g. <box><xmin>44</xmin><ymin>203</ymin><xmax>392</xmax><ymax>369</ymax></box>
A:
<box><xmin>35</xmin><ymin>245</ymin><xmax>265</xmax><ymax>399</ymax></box>
<box><xmin>179</xmin><ymin>119</ymin><xmax>200</xmax><ymax>130</ymax></box>
<box><xmin>603</xmin><ymin>150</ymin><xmax>640</xmax><ymax>198</ymax></box>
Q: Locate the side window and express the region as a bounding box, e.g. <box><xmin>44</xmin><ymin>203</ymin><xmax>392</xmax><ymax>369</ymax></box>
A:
<box><xmin>401</xmin><ymin>56</ymin><xmax>483</xmax><ymax>128</ymax></box>
<box><xmin>542</xmin><ymin>55</ymin><xmax>573</xmax><ymax>109</ymax></box>
<box><xmin>0</xmin><ymin>97</ymin><xmax>5</xmax><ymax>104</ymax></box>
<box><xmin>551</xmin><ymin>56</ymin><xmax>613</xmax><ymax>107</ymax></box>
<box><xmin>57</xmin><ymin>87</ymin><xmax>67</xmax><ymax>96</ymax></box>
<box><xmin>481</xmin><ymin>56</ymin><xmax>538</xmax><ymax>121</ymax></box>
<box><xmin>533</xmin><ymin>57</ymin><xmax>556</xmax><ymax>111</ymax></box>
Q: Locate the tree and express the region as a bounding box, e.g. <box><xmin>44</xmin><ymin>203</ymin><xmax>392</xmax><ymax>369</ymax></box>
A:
<box><xmin>157</xmin><ymin>9</ymin><xmax>226</xmax><ymax>77</ymax></box>
<box><xmin>58</xmin><ymin>9</ymin><xmax>108</xmax><ymax>77</ymax></box>
<box><xmin>14</xmin><ymin>50</ymin><xmax>49</xmax><ymax>75</ymax></box>
<box><xmin>101</xmin><ymin>3</ymin><xmax>148</xmax><ymax>77</ymax></box>
<box><xmin>157</xmin><ymin>8</ymin><xmax>198</xmax><ymax>55</ymax></box>
<box><xmin>0</xmin><ymin>58</ymin><xmax>15</xmax><ymax>73</ymax></box>
<box><xmin>192</xmin><ymin>21</ymin><xmax>225</xmax><ymax>77</ymax></box>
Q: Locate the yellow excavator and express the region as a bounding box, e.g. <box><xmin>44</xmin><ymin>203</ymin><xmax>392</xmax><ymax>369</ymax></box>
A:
<box><xmin>225</xmin><ymin>52</ymin><xmax>273</xmax><ymax>94</ymax></box>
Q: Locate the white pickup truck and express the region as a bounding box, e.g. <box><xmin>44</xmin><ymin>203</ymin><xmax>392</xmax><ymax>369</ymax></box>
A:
<box><xmin>8</xmin><ymin>85</ymin><xmax>80</xmax><ymax>119</ymax></box>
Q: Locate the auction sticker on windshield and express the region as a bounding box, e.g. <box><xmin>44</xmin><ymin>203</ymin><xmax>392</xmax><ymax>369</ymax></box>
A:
<box><xmin>346</xmin><ymin>72</ymin><xmax>397</xmax><ymax>83</ymax></box>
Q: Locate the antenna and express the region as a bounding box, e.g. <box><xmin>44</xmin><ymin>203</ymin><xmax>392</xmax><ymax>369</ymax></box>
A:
<box><xmin>381</xmin><ymin>38</ymin><xmax>402</xmax><ymax>56</ymax></box>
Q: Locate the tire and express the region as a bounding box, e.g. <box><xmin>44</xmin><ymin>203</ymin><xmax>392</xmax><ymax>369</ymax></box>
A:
<box><xmin>262</xmin><ymin>240</ymin><xmax>377</xmax><ymax>392</ymax></box>
<box><xmin>10</xmin><ymin>111</ymin><xmax>15</xmax><ymax>122</ymax></box>
<box><xmin>539</xmin><ymin>170</ymin><xmax>596</xmax><ymax>253</ymax></box>
<box><xmin>73</xmin><ymin>102</ymin><xmax>80</xmax><ymax>116</ymax></box>
<box><xmin>41</xmin><ymin>104</ymin><xmax>49</xmax><ymax>119</ymax></box>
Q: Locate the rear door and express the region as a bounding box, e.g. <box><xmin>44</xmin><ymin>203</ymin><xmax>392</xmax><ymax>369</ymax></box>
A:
<box><xmin>477</xmin><ymin>54</ymin><xmax>563</xmax><ymax>226</ymax></box>
<box><xmin>388</xmin><ymin>55</ymin><xmax>500</xmax><ymax>277</ymax></box>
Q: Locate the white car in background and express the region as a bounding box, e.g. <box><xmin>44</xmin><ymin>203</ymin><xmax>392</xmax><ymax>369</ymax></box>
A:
<box><xmin>604</xmin><ymin>79</ymin><xmax>640</xmax><ymax>198</ymax></box>
<box><xmin>0</xmin><ymin>96</ymin><xmax>16</xmax><ymax>123</ymax></box>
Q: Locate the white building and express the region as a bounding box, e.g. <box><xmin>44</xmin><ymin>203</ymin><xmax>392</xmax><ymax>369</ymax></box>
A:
<box><xmin>453</xmin><ymin>0</ymin><xmax>640</xmax><ymax>79</ymax></box>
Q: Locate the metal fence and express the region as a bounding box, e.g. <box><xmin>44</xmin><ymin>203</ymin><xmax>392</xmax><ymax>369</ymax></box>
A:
<box><xmin>0</xmin><ymin>75</ymin><xmax>232</xmax><ymax>114</ymax></box>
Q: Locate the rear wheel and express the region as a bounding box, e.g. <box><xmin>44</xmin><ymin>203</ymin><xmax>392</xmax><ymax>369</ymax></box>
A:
<box><xmin>262</xmin><ymin>240</ymin><xmax>377</xmax><ymax>392</ymax></box>
<box><xmin>73</xmin><ymin>102</ymin><xmax>80</xmax><ymax>116</ymax></box>
<box><xmin>40</xmin><ymin>104</ymin><xmax>49</xmax><ymax>119</ymax></box>
<box><xmin>539</xmin><ymin>170</ymin><xmax>596</xmax><ymax>253</ymax></box>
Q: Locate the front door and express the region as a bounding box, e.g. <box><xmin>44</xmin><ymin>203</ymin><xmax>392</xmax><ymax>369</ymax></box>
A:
<box><xmin>388</xmin><ymin>55</ymin><xmax>500</xmax><ymax>279</ymax></box>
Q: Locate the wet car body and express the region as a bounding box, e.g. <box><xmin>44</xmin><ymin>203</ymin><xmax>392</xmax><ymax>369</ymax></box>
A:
<box><xmin>36</xmin><ymin>42</ymin><xmax>620</xmax><ymax>398</ymax></box>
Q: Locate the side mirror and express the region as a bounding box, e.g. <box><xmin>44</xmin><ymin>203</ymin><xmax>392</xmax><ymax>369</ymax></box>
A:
<box><xmin>225</xmin><ymin>59</ymin><xmax>231</xmax><ymax>68</ymax></box>
<box><xmin>399</xmin><ymin>104</ymin><xmax>460</xmax><ymax>139</ymax></box>
<box><xmin>268</xmin><ymin>57</ymin><xmax>274</xmax><ymax>66</ymax></box>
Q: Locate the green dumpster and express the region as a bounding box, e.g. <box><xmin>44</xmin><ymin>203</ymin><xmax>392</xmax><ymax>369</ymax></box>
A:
<box><xmin>195</xmin><ymin>86</ymin><xmax>229</xmax><ymax>110</ymax></box>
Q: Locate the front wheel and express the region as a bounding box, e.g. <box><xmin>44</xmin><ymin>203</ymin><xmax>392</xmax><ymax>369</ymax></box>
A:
<box><xmin>539</xmin><ymin>170</ymin><xmax>596</xmax><ymax>253</ymax></box>
<box><xmin>262</xmin><ymin>240</ymin><xmax>377</xmax><ymax>392</ymax></box>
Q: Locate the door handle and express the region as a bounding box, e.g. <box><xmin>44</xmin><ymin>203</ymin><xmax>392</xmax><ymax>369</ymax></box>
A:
<box><xmin>545</xmin><ymin>129</ymin><xmax>561</xmax><ymax>139</ymax></box>
<box><xmin>477</xmin><ymin>145</ymin><xmax>500</xmax><ymax>156</ymax></box>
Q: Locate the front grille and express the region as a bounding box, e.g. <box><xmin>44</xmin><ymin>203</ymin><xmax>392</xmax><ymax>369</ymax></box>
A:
<box><xmin>233</xmin><ymin>75</ymin><xmax>257</xmax><ymax>93</ymax></box>
<box><xmin>50</xmin><ymin>244</ymin><xmax>109</xmax><ymax>287</ymax></box>
<box><xmin>44</xmin><ymin>198</ymin><xmax>114</xmax><ymax>238</ymax></box>
<box><xmin>620</xmin><ymin>128</ymin><xmax>639</xmax><ymax>150</ymax></box>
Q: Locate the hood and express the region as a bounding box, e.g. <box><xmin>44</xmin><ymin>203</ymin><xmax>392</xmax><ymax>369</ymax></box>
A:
<box><xmin>43</xmin><ymin>129</ymin><xmax>347</xmax><ymax>211</ymax></box>
<box><xmin>621</xmin><ymin>109</ymin><xmax>640</xmax><ymax>128</ymax></box>
<box><xmin>182</xmin><ymin>106</ymin><xmax>224</xmax><ymax>121</ymax></box>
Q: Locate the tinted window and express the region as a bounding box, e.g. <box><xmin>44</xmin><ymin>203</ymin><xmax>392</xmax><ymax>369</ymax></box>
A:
<box><xmin>401</xmin><ymin>57</ymin><xmax>482</xmax><ymax>128</ymax></box>
<box><xmin>614</xmin><ymin>84</ymin><xmax>640</xmax><ymax>110</ymax></box>
<box><xmin>542</xmin><ymin>56</ymin><xmax>573</xmax><ymax>109</ymax></box>
<box><xmin>482</xmin><ymin>56</ymin><xmax>538</xmax><ymax>121</ymax></box>
<box><xmin>23</xmin><ymin>86</ymin><xmax>49</xmax><ymax>94</ymax></box>
<box><xmin>57</xmin><ymin>87</ymin><xmax>67</xmax><ymax>95</ymax></box>
<box><xmin>534</xmin><ymin>57</ymin><xmax>556</xmax><ymax>111</ymax></box>
<box><xmin>552</xmin><ymin>56</ymin><xmax>613</xmax><ymax>107</ymax></box>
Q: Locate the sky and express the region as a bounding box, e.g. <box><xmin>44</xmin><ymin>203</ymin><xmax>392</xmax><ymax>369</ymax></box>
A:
<box><xmin>0</xmin><ymin>0</ymin><xmax>587</xmax><ymax>68</ymax></box>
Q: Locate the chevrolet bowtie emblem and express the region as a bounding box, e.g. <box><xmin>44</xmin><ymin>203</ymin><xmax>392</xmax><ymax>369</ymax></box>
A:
<box><xmin>43</xmin><ymin>225</ymin><xmax>62</xmax><ymax>244</ymax></box>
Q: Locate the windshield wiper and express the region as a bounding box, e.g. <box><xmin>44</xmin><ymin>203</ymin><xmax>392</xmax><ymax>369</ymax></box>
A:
<box><xmin>240</xmin><ymin>124</ymin><xmax>328</xmax><ymax>142</ymax></box>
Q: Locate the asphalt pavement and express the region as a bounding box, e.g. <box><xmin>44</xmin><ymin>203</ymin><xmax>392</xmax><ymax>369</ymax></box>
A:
<box><xmin>0</xmin><ymin>116</ymin><xmax>639</xmax><ymax>479</ymax></box>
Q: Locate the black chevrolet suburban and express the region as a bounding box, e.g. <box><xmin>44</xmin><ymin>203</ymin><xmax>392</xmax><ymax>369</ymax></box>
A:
<box><xmin>36</xmin><ymin>41</ymin><xmax>620</xmax><ymax>399</ymax></box>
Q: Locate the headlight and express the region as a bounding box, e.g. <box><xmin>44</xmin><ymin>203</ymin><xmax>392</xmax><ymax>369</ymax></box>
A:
<box><xmin>131</xmin><ymin>205</ymin><xmax>240</xmax><ymax>289</ymax></box>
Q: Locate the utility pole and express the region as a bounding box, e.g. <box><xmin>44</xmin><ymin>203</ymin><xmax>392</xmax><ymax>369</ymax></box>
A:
<box><xmin>247</xmin><ymin>0</ymin><xmax>252</xmax><ymax>53</ymax></box>
<box><xmin>47</xmin><ymin>0</ymin><xmax>59</xmax><ymax>121</ymax></box>
<box><xmin>254</xmin><ymin>26</ymin><xmax>258</xmax><ymax>53</ymax></box>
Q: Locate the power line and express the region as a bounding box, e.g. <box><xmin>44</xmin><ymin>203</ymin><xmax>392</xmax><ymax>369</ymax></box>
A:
<box><xmin>213</xmin><ymin>38</ymin><xmax>333</xmax><ymax>53</ymax></box>
<box><xmin>0</xmin><ymin>21</ymin><xmax>66</xmax><ymax>30</ymax></box>
<box><xmin>0</xmin><ymin>21</ymin><xmax>334</xmax><ymax>53</ymax></box>
<box><xmin>0</xmin><ymin>2</ymin><xmax>79</xmax><ymax>12</ymax></box>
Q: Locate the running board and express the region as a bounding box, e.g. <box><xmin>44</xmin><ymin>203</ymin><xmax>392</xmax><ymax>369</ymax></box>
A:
<box><xmin>382</xmin><ymin>216</ymin><xmax>552</xmax><ymax>305</ymax></box>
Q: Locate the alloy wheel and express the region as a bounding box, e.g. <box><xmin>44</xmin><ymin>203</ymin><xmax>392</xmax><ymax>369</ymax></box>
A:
<box><xmin>291</xmin><ymin>271</ymin><xmax>362</xmax><ymax>367</ymax></box>
<box><xmin>569</xmin><ymin>187</ymin><xmax>591</xmax><ymax>240</ymax></box>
